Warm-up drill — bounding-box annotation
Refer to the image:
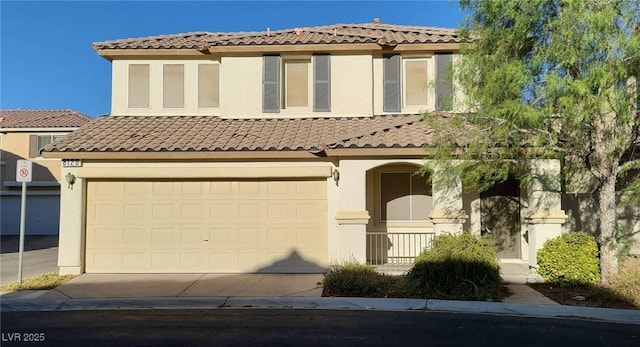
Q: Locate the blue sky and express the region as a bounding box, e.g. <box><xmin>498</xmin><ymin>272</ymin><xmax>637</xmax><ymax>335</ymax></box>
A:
<box><xmin>1</xmin><ymin>1</ymin><xmax>463</xmax><ymax>117</ymax></box>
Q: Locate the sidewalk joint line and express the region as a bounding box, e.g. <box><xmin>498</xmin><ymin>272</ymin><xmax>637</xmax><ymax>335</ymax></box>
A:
<box><xmin>177</xmin><ymin>274</ymin><xmax>205</xmax><ymax>297</ymax></box>
<box><xmin>220</xmin><ymin>296</ymin><xmax>230</xmax><ymax>308</ymax></box>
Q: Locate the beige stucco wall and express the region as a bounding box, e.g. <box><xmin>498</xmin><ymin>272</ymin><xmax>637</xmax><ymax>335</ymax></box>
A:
<box><xmin>110</xmin><ymin>52</ymin><xmax>471</xmax><ymax>118</ymax></box>
<box><xmin>0</xmin><ymin>132</ymin><xmax>66</xmax><ymax>187</ymax></box>
<box><xmin>563</xmin><ymin>194</ymin><xmax>640</xmax><ymax>255</ymax></box>
<box><xmin>111</xmin><ymin>54</ymin><xmax>375</xmax><ymax>118</ymax></box>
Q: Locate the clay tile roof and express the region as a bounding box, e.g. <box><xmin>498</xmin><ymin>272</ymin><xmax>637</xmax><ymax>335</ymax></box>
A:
<box><xmin>43</xmin><ymin>114</ymin><xmax>436</xmax><ymax>153</ymax></box>
<box><xmin>92</xmin><ymin>22</ymin><xmax>462</xmax><ymax>50</ymax></box>
<box><xmin>0</xmin><ymin>109</ymin><xmax>92</xmax><ymax>129</ymax></box>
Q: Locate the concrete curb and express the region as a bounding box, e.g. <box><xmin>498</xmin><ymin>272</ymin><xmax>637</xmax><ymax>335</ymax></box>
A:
<box><xmin>2</xmin><ymin>296</ymin><xmax>639</xmax><ymax>324</ymax></box>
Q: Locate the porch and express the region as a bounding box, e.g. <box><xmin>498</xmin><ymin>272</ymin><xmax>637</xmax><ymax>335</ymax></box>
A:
<box><xmin>336</xmin><ymin>159</ymin><xmax>567</xmax><ymax>278</ymax></box>
<box><xmin>366</xmin><ymin>231</ymin><xmax>531</xmax><ymax>282</ymax></box>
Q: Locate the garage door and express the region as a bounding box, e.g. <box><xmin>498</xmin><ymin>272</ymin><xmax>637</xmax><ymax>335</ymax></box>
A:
<box><xmin>85</xmin><ymin>180</ymin><xmax>327</xmax><ymax>273</ymax></box>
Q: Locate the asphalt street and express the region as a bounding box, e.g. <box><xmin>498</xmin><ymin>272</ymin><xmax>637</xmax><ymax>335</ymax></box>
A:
<box><xmin>0</xmin><ymin>236</ymin><xmax>58</xmax><ymax>285</ymax></box>
<box><xmin>2</xmin><ymin>309</ymin><xmax>638</xmax><ymax>346</ymax></box>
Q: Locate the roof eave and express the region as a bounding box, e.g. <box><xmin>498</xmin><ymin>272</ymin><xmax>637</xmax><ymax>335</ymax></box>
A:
<box><xmin>0</xmin><ymin>127</ymin><xmax>80</xmax><ymax>133</ymax></box>
<box><xmin>95</xmin><ymin>48</ymin><xmax>211</xmax><ymax>61</ymax></box>
<box><xmin>95</xmin><ymin>42</ymin><xmax>461</xmax><ymax>59</ymax></box>
<box><xmin>41</xmin><ymin>150</ymin><xmax>326</xmax><ymax>160</ymax></box>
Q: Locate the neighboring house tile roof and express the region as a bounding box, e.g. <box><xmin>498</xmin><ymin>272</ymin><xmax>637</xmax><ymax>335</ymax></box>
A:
<box><xmin>92</xmin><ymin>22</ymin><xmax>461</xmax><ymax>50</ymax></box>
<box><xmin>43</xmin><ymin>114</ymin><xmax>438</xmax><ymax>153</ymax></box>
<box><xmin>0</xmin><ymin>109</ymin><xmax>92</xmax><ymax>129</ymax></box>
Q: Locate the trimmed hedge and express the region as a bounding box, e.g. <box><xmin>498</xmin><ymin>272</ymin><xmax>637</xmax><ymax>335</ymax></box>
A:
<box><xmin>537</xmin><ymin>231</ymin><xmax>600</xmax><ymax>286</ymax></box>
<box><xmin>406</xmin><ymin>232</ymin><xmax>501</xmax><ymax>300</ymax></box>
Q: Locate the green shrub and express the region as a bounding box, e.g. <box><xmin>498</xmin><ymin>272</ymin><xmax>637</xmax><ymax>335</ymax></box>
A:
<box><xmin>406</xmin><ymin>232</ymin><xmax>501</xmax><ymax>301</ymax></box>
<box><xmin>322</xmin><ymin>262</ymin><xmax>399</xmax><ymax>297</ymax></box>
<box><xmin>537</xmin><ymin>231</ymin><xmax>600</xmax><ymax>286</ymax></box>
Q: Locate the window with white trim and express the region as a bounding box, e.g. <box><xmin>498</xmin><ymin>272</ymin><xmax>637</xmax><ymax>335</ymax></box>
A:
<box><xmin>404</xmin><ymin>59</ymin><xmax>429</xmax><ymax>106</ymax></box>
<box><xmin>198</xmin><ymin>63</ymin><xmax>219</xmax><ymax>108</ymax></box>
<box><xmin>285</xmin><ymin>60</ymin><xmax>309</xmax><ymax>107</ymax></box>
<box><xmin>263</xmin><ymin>55</ymin><xmax>331</xmax><ymax>113</ymax></box>
<box><xmin>379</xmin><ymin>172</ymin><xmax>432</xmax><ymax>221</ymax></box>
<box><xmin>29</xmin><ymin>135</ymin><xmax>65</xmax><ymax>158</ymax></box>
<box><xmin>128</xmin><ymin>64</ymin><xmax>150</xmax><ymax>108</ymax></box>
<box><xmin>163</xmin><ymin>64</ymin><xmax>184</xmax><ymax>108</ymax></box>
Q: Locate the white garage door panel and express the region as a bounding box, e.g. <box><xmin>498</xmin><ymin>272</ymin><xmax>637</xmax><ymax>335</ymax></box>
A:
<box><xmin>85</xmin><ymin>180</ymin><xmax>327</xmax><ymax>273</ymax></box>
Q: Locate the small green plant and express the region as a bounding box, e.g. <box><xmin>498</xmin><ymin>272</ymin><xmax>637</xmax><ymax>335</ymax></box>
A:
<box><xmin>537</xmin><ymin>231</ymin><xmax>600</xmax><ymax>286</ymax></box>
<box><xmin>0</xmin><ymin>272</ymin><xmax>75</xmax><ymax>291</ymax></box>
<box><xmin>322</xmin><ymin>262</ymin><xmax>400</xmax><ymax>297</ymax></box>
<box><xmin>406</xmin><ymin>232</ymin><xmax>501</xmax><ymax>300</ymax></box>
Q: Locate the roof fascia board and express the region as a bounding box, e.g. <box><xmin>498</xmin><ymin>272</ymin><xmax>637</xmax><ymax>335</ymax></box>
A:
<box><xmin>42</xmin><ymin>151</ymin><xmax>324</xmax><ymax>160</ymax></box>
<box><xmin>76</xmin><ymin>166</ymin><xmax>332</xmax><ymax>179</ymax></box>
<box><xmin>96</xmin><ymin>48</ymin><xmax>210</xmax><ymax>60</ymax></box>
<box><xmin>0</xmin><ymin>127</ymin><xmax>79</xmax><ymax>133</ymax></box>
<box><xmin>208</xmin><ymin>43</ymin><xmax>382</xmax><ymax>53</ymax></box>
<box><xmin>392</xmin><ymin>43</ymin><xmax>460</xmax><ymax>52</ymax></box>
<box><xmin>326</xmin><ymin>148</ymin><xmax>428</xmax><ymax>156</ymax></box>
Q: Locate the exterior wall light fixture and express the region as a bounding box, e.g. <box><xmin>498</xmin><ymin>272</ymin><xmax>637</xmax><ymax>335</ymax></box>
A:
<box><xmin>332</xmin><ymin>168</ymin><xmax>340</xmax><ymax>185</ymax></box>
<box><xmin>65</xmin><ymin>172</ymin><xmax>76</xmax><ymax>190</ymax></box>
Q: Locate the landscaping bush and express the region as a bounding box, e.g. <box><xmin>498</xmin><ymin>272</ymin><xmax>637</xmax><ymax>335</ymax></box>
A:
<box><xmin>322</xmin><ymin>262</ymin><xmax>401</xmax><ymax>297</ymax></box>
<box><xmin>405</xmin><ymin>232</ymin><xmax>501</xmax><ymax>301</ymax></box>
<box><xmin>537</xmin><ymin>231</ymin><xmax>600</xmax><ymax>286</ymax></box>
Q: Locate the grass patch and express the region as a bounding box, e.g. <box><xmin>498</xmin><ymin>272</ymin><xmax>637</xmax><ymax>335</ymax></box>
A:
<box><xmin>0</xmin><ymin>272</ymin><xmax>74</xmax><ymax>291</ymax></box>
<box><xmin>608</xmin><ymin>257</ymin><xmax>640</xmax><ymax>307</ymax></box>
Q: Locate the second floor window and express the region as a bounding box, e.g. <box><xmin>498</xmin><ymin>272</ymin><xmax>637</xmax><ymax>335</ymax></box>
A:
<box><xmin>128</xmin><ymin>64</ymin><xmax>150</xmax><ymax>108</ymax></box>
<box><xmin>263</xmin><ymin>55</ymin><xmax>331</xmax><ymax>113</ymax></box>
<box><xmin>285</xmin><ymin>61</ymin><xmax>308</xmax><ymax>107</ymax></box>
<box><xmin>29</xmin><ymin>134</ymin><xmax>64</xmax><ymax>158</ymax></box>
<box><xmin>198</xmin><ymin>64</ymin><xmax>219</xmax><ymax>108</ymax></box>
<box><xmin>405</xmin><ymin>59</ymin><xmax>429</xmax><ymax>106</ymax></box>
<box><xmin>163</xmin><ymin>64</ymin><xmax>184</xmax><ymax>108</ymax></box>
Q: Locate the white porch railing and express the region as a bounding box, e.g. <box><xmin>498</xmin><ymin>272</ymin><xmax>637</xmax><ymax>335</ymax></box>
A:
<box><xmin>366</xmin><ymin>232</ymin><xmax>436</xmax><ymax>265</ymax></box>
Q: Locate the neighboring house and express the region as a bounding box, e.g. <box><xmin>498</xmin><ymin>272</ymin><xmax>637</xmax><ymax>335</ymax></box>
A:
<box><xmin>0</xmin><ymin>109</ymin><xmax>91</xmax><ymax>235</ymax></box>
<box><xmin>43</xmin><ymin>20</ymin><xmax>570</xmax><ymax>275</ymax></box>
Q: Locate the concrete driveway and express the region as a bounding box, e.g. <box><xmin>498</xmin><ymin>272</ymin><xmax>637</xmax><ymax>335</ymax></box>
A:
<box><xmin>40</xmin><ymin>273</ymin><xmax>324</xmax><ymax>299</ymax></box>
<box><xmin>0</xmin><ymin>236</ymin><xmax>58</xmax><ymax>285</ymax></box>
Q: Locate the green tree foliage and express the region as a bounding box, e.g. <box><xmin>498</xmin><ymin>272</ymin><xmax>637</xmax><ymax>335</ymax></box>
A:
<box><xmin>424</xmin><ymin>0</ymin><xmax>639</xmax><ymax>283</ymax></box>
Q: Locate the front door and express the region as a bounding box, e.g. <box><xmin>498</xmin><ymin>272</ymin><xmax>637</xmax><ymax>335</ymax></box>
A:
<box><xmin>480</xmin><ymin>176</ymin><xmax>521</xmax><ymax>259</ymax></box>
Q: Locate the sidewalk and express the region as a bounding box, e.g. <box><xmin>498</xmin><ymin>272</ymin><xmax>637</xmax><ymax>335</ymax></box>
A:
<box><xmin>1</xmin><ymin>273</ymin><xmax>639</xmax><ymax>325</ymax></box>
<box><xmin>2</xmin><ymin>295</ymin><xmax>640</xmax><ymax>325</ymax></box>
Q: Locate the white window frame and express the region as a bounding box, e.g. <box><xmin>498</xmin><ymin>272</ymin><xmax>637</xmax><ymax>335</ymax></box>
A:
<box><xmin>403</xmin><ymin>58</ymin><xmax>430</xmax><ymax>108</ymax></box>
<box><xmin>197</xmin><ymin>62</ymin><xmax>220</xmax><ymax>109</ymax></box>
<box><xmin>35</xmin><ymin>134</ymin><xmax>65</xmax><ymax>158</ymax></box>
<box><xmin>283</xmin><ymin>58</ymin><xmax>311</xmax><ymax>109</ymax></box>
<box><xmin>378</xmin><ymin>170</ymin><xmax>432</xmax><ymax>222</ymax></box>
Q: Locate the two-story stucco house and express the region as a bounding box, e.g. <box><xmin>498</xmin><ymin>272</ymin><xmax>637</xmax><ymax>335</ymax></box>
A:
<box><xmin>43</xmin><ymin>21</ymin><xmax>569</xmax><ymax>275</ymax></box>
<box><xmin>0</xmin><ymin>109</ymin><xmax>91</xmax><ymax>235</ymax></box>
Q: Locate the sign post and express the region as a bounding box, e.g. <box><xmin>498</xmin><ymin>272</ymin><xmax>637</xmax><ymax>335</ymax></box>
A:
<box><xmin>16</xmin><ymin>160</ymin><xmax>32</xmax><ymax>283</ymax></box>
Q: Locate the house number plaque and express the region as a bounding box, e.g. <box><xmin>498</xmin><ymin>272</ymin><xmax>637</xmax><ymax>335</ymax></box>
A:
<box><xmin>62</xmin><ymin>159</ymin><xmax>83</xmax><ymax>168</ymax></box>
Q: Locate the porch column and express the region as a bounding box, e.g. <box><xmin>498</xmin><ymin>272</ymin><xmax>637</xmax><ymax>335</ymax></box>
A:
<box><xmin>526</xmin><ymin>159</ymin><xmax>567</xmax><ymax>272</ymax></box>
<box><xmin>58</xmin><ymin>167</ymin><xmax>85</xmax><ymax>275</ymax></box>
<box><xmin>335</xmin><ymin>160</ymin><xmax>370</xmax><ymax>264</ymax></box>
<box><xmin>430</xmin><ymin>164</ymin><xmax>468</xmax><ymax>234</ymax></box>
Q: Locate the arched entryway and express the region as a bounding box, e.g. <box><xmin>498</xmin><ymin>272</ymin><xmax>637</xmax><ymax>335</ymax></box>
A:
<box><xmin>480</xmin><ymin>175</ymin><xmax>522</xmax><ymax>259</ymax></box>
<box><xmin>365</xmin><ymin>163</ymin><xmax>434</xmax><ymax>265</ymax></box>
